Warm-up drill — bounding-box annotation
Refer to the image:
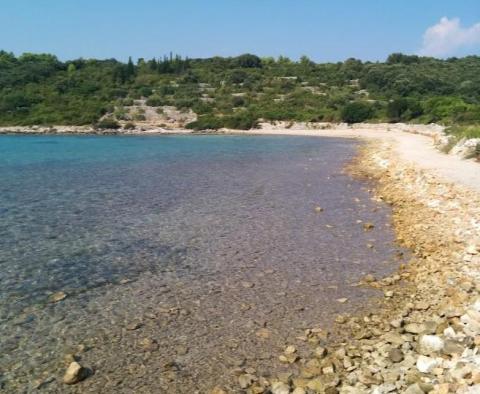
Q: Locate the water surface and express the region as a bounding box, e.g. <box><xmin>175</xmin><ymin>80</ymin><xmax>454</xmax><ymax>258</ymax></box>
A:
<box><xmin>0</xmin><ymin>135</ymin><xmax>405</xmax><ymax>393</ymax></box>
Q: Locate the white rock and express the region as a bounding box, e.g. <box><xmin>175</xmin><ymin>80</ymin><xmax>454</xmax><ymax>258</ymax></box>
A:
<box><xmin>466</xmin><ymin>245</ymin><xmax>479</xmax><ymax>255</ymax></box>
<box><xmin>461</xmin><ymin>310</ymin><xmax>480</xmax><ymax>336</ymax></box>
<box><xmin>419</xmin><ymin>335</ymin><xmax>444</xmax><ymax>354</ymax></box>
<box><xmin>464</xmin><ymin>384</ymin><xmax>480</xmax><ymax>394</ymax></box>
<box><xmin>271</xmin><ymin>381</ymin><xmax>291</xmax><ymax>394</ymax></box>
<box><xmin>472</xmin><ymin>298</ymin><xmax>480</xmax><ymax>313</ymax></box>
<box><xmin>416</xmin><ymin>355</ymin><xmax>440</xmax><ymax>373</ymax></box>
<box><xmin>443</xmin><ymin>326</ymin><xmax>457</xmax><ymax>339</ymax></box>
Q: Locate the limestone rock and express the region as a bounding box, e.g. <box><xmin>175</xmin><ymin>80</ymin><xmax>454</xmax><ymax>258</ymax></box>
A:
<box><xmin>404</xmin><ymin>383</ymin><xmax>425</xmax><ymax>394</ymax></box>
<box><xmin>418</xmin><ymin>335</ymin><xmax>444</xmax><ymax>355</ymax></box>
<box><xmin>210</xmin><ymin>387</ymin><xmax>227</xmax><ymax>394</ymax></box>
<box><xmin>364</xmin><ymin>274</ymin><xmax>376</xmax><ymax>283</ymax></box>
<box><xmin>404</xmin><ymin>323</ymin><xmax>426</xmax><ymax>334</ymax></box>
<box><xmin>126</xmin><ymin>321</ymin><xmax>143</xmax><ymax>331</ymax></box>
<box><xmin>139</xmin><ymin>338</ymin><xmax>159</xmax><ymax>352</ymax></box>
<box><xmin>63</xmin><ymin>362</ymin><xmax>87</xmax><ymax>385</ymax></box>
<box><xmin>292</xmin><ymin>388</ymin><xmax>306</xmax><ymax>394</ymax></box>
<box><xmin>442</xmin><ymin>340</ymin><xmax>464</xmax><ymax>356</ymax></box>
<box><xmin>284</xmin><ymin>345</ymin><xmax>297</xmax><ymax>355</ymax></box>
<box><xmin>416</xmin><ymin>355</ymin><xmax>440</xmax><ymax>373</ymax></box>
<box><xmin>49</xmin><ymin>291</ymin><xmax>67</xmax><ymax>303</ymax></box>
<box><xmin>238</xmin><ymin>373</ymin><xmax>256</xmax><ymax>389</ymax></box>
<box><xmin>271</xmin><ymin>381</ymin><xmax>291</xmax><ymax>394</ymax></box>
<box><xmin>363</xmin><ymin>222</ymin><xmax>374</xmax><ymax>231</ymax></box>
<box><xmin>314</xmin><ymin>346</ymin><xmax>327</xmax><ymax>358</ymax></box>
<box><xmin>388</xmin><ymin>348</ymin><xmax>404</xmax><ymax>363</ymax></box>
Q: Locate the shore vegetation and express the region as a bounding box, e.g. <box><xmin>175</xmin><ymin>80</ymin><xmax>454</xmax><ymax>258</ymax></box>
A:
<box><xmin>0</xmin><ymin>51</ymin><xmax>479</xmax><ymax>129</ymax></box>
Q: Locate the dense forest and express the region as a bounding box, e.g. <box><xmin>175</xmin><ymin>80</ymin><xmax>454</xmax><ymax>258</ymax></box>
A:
<box><xmin>0</xmin><ymin>51</ymin><xmax>480</xmax><ymax>133</ymax></box>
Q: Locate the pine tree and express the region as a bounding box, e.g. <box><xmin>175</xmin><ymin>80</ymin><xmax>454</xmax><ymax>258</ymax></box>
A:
<box><xmin>126</xmin><ymin>56</ymin><xmax>135</xmax><ymax>78</ymax></box>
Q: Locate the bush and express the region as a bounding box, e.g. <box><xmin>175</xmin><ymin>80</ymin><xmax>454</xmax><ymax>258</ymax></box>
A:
<box><xmin>185</xmin><ymin>112</ymin><xmax>258</xmax><ymax>131</ymax></box>
<box><xmin>387</xmin><ymin>98</ymin><xmax>423</xmax><ymax>122</ymax></box>
<box><xmin>446</xmin><ymin>125</ymin><xmax>480</xmax><ymax>139</ymax></box>
<box><xmin>124</xmin><ymin>122</ymin><xmax>135</xmax><ymax>130</ymax></box>
<box><xmin>133</xmin><ymin>113</ymin><xmax>146</xmax><ymax>121</ymax></box>
<box><xmin>96</xmin><ymin>117</ymin><xmax>120</xmax><ymax>129</ymax></box>
<box><xmin>232</xmin><ymin>96</ymin><xmax>246</xmax><ymax>107</ymax></box>
<box><xmin>341</xmin><ymin>102</ymin><xmax>374</xmax><ymax>123</ymax></box>
<box><xmin>186</xmin><ymin>115</ymin><xmax>223</xmax><ymax>130</ymax></box>
<box><xmin>224</xmin><ymin>111</ymin><xmax>258</xmax><ymax>130</ymax></box>
<box><xmin>138</xmin><ymin>86</ymin><xmax>153</xmax><ymax>97</ymax></box>
<box><xmin>235</xmin><ymin>54</ymin><xmax>262</xmax><ymax>68</ymax></box>
<box><xmin>146</xmin><ymin>95</ymin><xmax>166</xmax><ymax>106</ymax></box>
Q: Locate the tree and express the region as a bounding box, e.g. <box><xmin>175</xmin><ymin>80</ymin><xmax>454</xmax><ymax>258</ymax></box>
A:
<box><xmin>235</xmin><ymin>54</ymin><xmax>262</xmax><ymax>68</ymax></box>
<box><xmin>67</xmin><ymin>63</ymin><xmax>76</xmax><ymax>76</ymax></box>
<box><xmin>387</xmin><ymin>98</ymin><xmax>423</xmax><ymax>122</ymax></box>
<box><xmin>341</xmin><ymin>102</ymin><xmax>374</xmax><ymax>123</ymax></box>
<box><xmin>126</xmin><ymin>56</ymin><xmax>135</xmax><ymax>78</ymax></box>
<box><xmin>387</xmin><ymin>53</ymin><xmax>420</xmax><ymax>65</ymax></box>
<box><xmin>96</xmin><ymin>117</ymin><xmax>120</xmax><ymax>129</ymax></box>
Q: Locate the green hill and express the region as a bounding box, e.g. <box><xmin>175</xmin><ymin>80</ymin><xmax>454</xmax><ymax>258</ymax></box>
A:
<box><xmin>1</xmin><ymin>51</ymin><xmax>480</xmax><ymax>130</ymax></box>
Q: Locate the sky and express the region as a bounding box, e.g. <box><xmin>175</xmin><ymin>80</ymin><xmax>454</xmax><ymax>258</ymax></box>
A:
<box><xmin>0</xmin><ymin>0</ymin><xmax>479</xmax><ymax>62</ymax></box>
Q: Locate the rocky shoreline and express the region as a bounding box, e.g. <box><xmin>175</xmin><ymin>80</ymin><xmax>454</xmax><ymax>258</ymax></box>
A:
<box><xmin>217</xmin><ymin>140</ymin><xmax>480</xmax><ymax>394</ymax></box>
<box><xmin>3</xmin><ymin>122</ymin><xmax>477</xmax><ymax>163</ymax></box>
<box><xmin>0</xmin><ymin>125</ymin><xmax>192</xmax><ymax>135</ymax></box>
<box><xmin>3</xmin><ymin>125</ymin><xmax>480</xmax><ymax>393</ymax></box>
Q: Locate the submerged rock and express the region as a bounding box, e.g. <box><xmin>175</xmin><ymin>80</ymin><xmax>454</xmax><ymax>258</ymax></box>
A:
<box><xmin>271</xmin><ymin>381</ymin><xmax>291</xmax><ymax>394</ymax></box>
<box><xmin>49</xmin><ymin>291</ymin><xmax>67</xmax><ymax>303</ymax></box>
<box><xmin>63</xmin><ymin>362</ymin><xmax>88</xmax><ymax>385</ymax></box>
<box><xmin>209</xmin><ymin>387</ymin><xmax>227</xmax><ymax>394</ymax></box>
<box><xmin>126</xmin><ymin>321</ymin><xmax>143</xmax><ymax>330</ymax></box>
<box><xmin>363</xmin><ymin>222</ymin><xmax>375</xmax><ymax>231</ymax></box>
<box><xmin>363</xmin><ymin>274</ymin><xmax>376</xmax><ymax>283</ymax></box>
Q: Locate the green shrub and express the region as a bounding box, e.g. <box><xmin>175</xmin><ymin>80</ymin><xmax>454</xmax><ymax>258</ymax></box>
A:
<box><xmin>341</xmin><ymin>102</ymin><xmax>374</xmax><ymax>123</ymax></box>
<box><xmin>138</xmin><ymin>86</ymin><xmax>153</xmax><ymax>97</ymax></box>
<box><xmin>146</xmin><ymin>96</ymin><xmax>165</xmax><ymax>106</ymax></box>
<box><xmin>124</xmin><ymin>122</ymin><xmax>135</xmax><ymax>130</ymax></box>
<box><xmin>224</xmin><ymin>111</ymin><xmax>258</xmax><ymax>130</ymax></box>
<box><xmin>387</xmin><ymin>98</ymin><xmax>423</xmax><ymax>122</ymax></box>
<box><xmin>133</xmin><ymin>113</ymin><xmax>146</xmax><ymax>121</ymax></box>
<box><xmin>446</xmin><ymin>125</ymin><xmax>480</xmax><ymax>139</ymax></box>
<box><xmin>186</xmin><ymin>115</ymin><xmax>223</xmax><ymax>130</ymax></box>
<box><xmin>232</xmin><ymin>96</ymin><xmax>246</xmax><ymax>107</ymax></box>
<box><xmin>96</xmin><ymin>117</ymin><xmax>120</xmax><ymax>129</ymax></box>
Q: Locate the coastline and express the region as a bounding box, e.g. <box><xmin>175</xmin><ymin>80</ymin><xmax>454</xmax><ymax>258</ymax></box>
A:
<box><xmin>233</xmin><ymin>134</ymin><xmax>480</xmax><ymax>393</ymax></box>
<box><xmin>3</xmin><ymin>125</ymin><xmax>480</xmax><ymax>392</ymax></box>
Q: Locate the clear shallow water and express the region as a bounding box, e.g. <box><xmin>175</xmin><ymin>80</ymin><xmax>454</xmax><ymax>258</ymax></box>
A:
<box><xmin>0</xmin><ymin>135</ymin><xmax>405</xmax><ymax>392</ymax></box>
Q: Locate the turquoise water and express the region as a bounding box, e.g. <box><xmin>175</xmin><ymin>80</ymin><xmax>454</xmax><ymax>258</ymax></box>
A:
<box><xmin>0</xmin><ymin>135</ymin><xmax>405</xmax><ymax>392</ymax></box>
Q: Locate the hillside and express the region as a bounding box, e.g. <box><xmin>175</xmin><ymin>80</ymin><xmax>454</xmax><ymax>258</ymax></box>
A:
<box><xmin>0</xmin><ymin>51</ymin><xmax>480</xmax><ymax>135</ymax></box>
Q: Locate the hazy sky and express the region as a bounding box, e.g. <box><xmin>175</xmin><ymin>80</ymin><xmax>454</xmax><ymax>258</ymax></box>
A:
<box><xmin>1</xmin><ymin>0</ymin><xmax>479</xmax><ymax>61</ymax></box>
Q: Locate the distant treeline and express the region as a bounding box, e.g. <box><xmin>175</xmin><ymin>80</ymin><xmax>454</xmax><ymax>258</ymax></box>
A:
<box><xmin>1</xmin><ymin>51</ymin><xmax>480</xmax><ymax>129</ymax></box>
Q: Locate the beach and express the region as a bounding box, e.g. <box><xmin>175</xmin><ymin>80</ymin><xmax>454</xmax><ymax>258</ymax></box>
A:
<box><xmin>225</xmin><ymin>126</ymin><xmax>480</xmax><ymax>394</ymax></box>
<box><xmin>1</xmin><ymin>127</ymin><xmax>479</xmax><ymax>393</ymax></box>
